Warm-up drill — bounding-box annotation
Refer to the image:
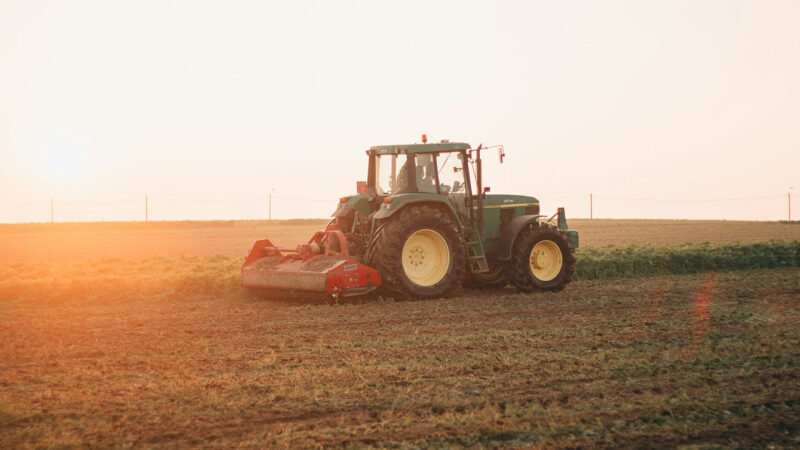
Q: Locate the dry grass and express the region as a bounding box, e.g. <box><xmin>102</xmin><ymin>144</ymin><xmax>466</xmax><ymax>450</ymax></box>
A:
<box><xmin>0</xmin><ymin>220</ymin><xmax>327</xmax><ymax>265</ymax></box>
<box><xmin>574</xmin><ymin>219</ymin><xmax>800</xmax><ymax>248</ymax></box>
<box><xmin>1</xmin><ymin>270</ymin><xmax>799</xmax><ymax>448</ymax></box>
<box><xmin>2</xmin><ymin>219</ymin><xmax>799</xmax><ymax>265</ymax></box>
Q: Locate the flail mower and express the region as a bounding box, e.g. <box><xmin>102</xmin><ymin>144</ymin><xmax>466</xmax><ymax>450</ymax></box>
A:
<box><xmin>242</xmin><ymin>138</ymin><xmax>579</xmax><ymax>300</ymax></box>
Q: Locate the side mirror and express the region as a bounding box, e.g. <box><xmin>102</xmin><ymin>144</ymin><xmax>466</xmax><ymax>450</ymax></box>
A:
<box><xmin>483</xmin><ymin>186</ymin><xmax>491</xmax><ymax>193</ymax></box>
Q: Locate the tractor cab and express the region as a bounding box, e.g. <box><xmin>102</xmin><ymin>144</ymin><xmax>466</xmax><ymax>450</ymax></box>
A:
<box><xmin>368</xmin><ymin>143</ymin><xmax>469</xmax><ymax>193</ymax></box>
<box><xmin>367</xmin><ymin>142</ymin><xmax>473</xmax><ymax>222</ymax></box>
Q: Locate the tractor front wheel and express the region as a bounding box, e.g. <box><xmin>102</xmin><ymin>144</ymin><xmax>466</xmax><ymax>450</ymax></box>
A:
<box><xmin>369</xmin><ymin>205</ymin><xmax>465</xmax><ymax>299</ymax></box>
<box><xmin>510</xmin><ymin>226</ymin><xmax>575</xmax><ymax>293</ymax></box>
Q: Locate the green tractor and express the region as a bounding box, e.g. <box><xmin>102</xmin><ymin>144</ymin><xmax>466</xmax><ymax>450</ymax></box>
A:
<box><xmin>242</xmin><ymin>139</ymin><xmax>579</xmax><ymax>299</ymax></box>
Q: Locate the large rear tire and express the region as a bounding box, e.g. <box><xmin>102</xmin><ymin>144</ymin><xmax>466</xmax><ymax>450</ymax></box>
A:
<box><xmin>510</xmin><ymin>226</ymin><xmax>575</xmax><ymax>293</ymax></box>
<box><xmin>369</xmin><ymin>205</ymin><xmax>465</xmax><ymax>299</ymax></box>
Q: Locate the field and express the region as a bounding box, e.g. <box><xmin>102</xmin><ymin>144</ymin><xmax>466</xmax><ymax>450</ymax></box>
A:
<box><xmin>1</xmin><ymin>220</ymin><xmax>799</xmax><ymax>448</ymax></box>
<box><xmin>3</xmin><ymin>218</ymin><xmax>800</xmax><ymax>264</ymax></box>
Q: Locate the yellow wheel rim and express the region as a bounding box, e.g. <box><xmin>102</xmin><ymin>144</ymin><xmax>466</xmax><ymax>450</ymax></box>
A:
<box><xmin>529</xmin><ymin>240</ymin><xmax>563</xmax><ymax>282</ymax></box>
<box><xmin>401</xmin><ymin>229</ymin><xmax>450</xmax><ymax>287</ymax></box>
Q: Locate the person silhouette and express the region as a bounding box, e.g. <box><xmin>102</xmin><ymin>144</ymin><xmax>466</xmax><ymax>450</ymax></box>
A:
<box><xmin>416</xmin><ymin>154</ymin><xmax>436</xmax><ymax>193</ymax></box>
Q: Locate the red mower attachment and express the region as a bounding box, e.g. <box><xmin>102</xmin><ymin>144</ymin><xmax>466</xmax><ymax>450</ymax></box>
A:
<box><xmin>241</xmin><ymin>223</ymin><xmax>382</xmax><ymax>299</ymax></box>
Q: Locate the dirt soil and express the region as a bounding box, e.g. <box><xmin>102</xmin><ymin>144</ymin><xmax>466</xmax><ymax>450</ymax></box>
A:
<box><xmin>1</xmin><ymin>269</ymin><xmax>799</xmax><ymax>448</ymax></box>
<box><xmin>1</xmin><ymin>219</ymin><xmax>799</xmax><ymax>448</ymax></box>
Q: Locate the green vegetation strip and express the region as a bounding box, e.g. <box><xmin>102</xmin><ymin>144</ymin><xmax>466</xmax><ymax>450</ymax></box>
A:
<box><xmin>574</xmin><ymin>240</ymin><xmax>800</xmax><ymax>280</ymax></box>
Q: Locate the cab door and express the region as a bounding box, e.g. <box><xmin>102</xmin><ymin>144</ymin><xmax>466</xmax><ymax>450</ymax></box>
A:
<box><xmin>434</xmin><ymin>151</ymin><xmax>470</xmax><ymax>223</ymax></box>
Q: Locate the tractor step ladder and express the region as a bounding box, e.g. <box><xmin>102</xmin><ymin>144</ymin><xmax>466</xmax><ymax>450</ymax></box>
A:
<box><xmin>465</xmin><ymin>228</ymin><xmax>490</xmax><ymax>274</ymax></box>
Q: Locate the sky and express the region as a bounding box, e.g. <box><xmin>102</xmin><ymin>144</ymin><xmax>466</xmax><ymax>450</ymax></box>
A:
<box><xmin>1</xmin><ymin>0</ymin><xmax>798</xmax><ymax>222</ymax></box>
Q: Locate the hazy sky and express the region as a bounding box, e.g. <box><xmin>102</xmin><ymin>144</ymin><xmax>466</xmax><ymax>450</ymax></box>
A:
<box><xmin>2</xmin><ymin>0</ymin><xmax>798</xmax><ymax>222</ymax></box>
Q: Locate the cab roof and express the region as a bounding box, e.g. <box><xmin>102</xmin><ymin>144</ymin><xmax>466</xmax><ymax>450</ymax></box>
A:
<box><xmin>368</xmin><ymin>142</ymin><xmax>470</xmax><ymax>155</ymax></box>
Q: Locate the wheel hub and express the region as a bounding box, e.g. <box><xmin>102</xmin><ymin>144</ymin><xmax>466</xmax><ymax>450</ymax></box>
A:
<box><xmin>401</xmin><ymin>229</ymin><xmax>450</xmax><ymax>287</ymax></box>
<box><xmin>407</xmin><ymin>246</ymin><xmax>426</xmax><ymax>267</ymax></box>
<box><xmin>529</xmin><ymin>239</ymin><xmax>564</xmax><ymax>282</ymax></box>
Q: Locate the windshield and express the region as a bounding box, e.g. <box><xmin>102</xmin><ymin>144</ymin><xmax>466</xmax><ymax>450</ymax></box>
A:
<box><xmin>436</xmin><ymin>152</ymin><xmax>466</xmax><ymax>195</ymax></box>
<box><xmin>374</xmin><ymin>152</ymin><xmax>467</xmax><ymax>195</ymax></box>
<box><xmin>375</xmin><ymin>154</ymin><xmax>410</xmax><ymax>195</ymax></box>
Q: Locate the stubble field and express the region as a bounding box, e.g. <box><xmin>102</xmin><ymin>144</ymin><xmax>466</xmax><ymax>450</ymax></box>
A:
<box><xmin>1</xmin><ymin>219</ymin><xmax>799</xmax><ymax>448</ymax></box>
<box><xmin>3</xmin><ymin>218</ymin><xmax>800</xmax><ymax>264</ymax></box>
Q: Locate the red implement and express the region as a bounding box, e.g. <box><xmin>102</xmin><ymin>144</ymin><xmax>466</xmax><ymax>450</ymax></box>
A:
<box><xmin>241</xmin><ymin>225</ymin><xmax>382</xmax><ymax>298</ymax></box>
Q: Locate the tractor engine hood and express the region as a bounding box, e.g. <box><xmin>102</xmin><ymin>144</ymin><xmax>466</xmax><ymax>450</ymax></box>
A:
<box><xmin>482</xmin><ymin>194</ymin><xmax>540</xmax><ymax>211</ymax></box>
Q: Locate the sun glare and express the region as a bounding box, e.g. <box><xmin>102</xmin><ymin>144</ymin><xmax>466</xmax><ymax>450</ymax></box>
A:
<box><xmin>40</xmin><ymin>140</ymin><xmax>90</xmax><ymax>189</ymax></box>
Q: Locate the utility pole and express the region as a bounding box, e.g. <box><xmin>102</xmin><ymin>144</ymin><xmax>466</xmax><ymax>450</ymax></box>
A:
<box><xmin>145</xmin><ymin>194</ymin><xmax>149</xmax><ymax>222</ymax></box>
<box><xmin>590</xmin><ymin>193</ymin><xmax>593</xmax><ymax>220</ymax></box>
<box><xmin>50</xmin><ymin>198</ymin><xmax>54</xmax><ymax>224</ymax></box>
<box><xmin>790</xmin><ymin>189</ymin><xmax>793</xmax><ymax>221</ymax></box>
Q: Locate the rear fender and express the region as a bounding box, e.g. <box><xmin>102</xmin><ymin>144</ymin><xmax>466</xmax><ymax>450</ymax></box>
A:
<box><xmin>372</xmin><ymin>197</ymin><xmax>463</xmax><ymax>228</ymax></box>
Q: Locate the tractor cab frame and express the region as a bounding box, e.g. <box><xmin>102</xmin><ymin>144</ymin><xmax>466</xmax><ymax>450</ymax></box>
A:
<box><xmin>365</xmin><ymin>142</ymin><xmax>497</xmax><ymax>237</ymax></box>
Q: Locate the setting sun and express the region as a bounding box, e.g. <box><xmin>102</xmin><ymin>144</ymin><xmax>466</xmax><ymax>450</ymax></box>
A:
<box><xmin>41</xmin><ymin>143</ymin><xmax>88</xmax><ymax>187</ymax></box>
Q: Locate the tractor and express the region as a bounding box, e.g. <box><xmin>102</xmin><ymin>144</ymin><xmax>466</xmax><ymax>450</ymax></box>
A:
<box><xmin>242</xmin><ymin>139</ymin><xmax>579</xmax><ymax>299</ymax></box>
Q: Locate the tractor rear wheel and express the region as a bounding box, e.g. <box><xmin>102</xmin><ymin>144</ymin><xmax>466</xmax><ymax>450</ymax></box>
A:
<box><xmin>510</xmin><ymin>226</ymin><xmax>575</xmax><ymax>293</ymax></box>
<box><xmin>369</xmin><ymin>205</ymin><xmax>465</xmax><ymax>299</ymax></box>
